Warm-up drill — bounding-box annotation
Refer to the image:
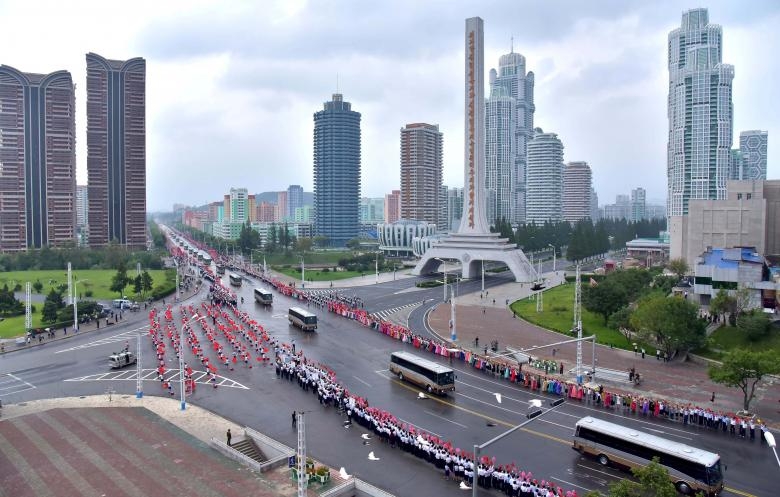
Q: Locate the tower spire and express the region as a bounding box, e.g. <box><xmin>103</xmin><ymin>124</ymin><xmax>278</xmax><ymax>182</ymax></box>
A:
<box><xmin>510</xmin><ymin>35</ymin><xmax>514</xmax><ymax>53</ymax></box>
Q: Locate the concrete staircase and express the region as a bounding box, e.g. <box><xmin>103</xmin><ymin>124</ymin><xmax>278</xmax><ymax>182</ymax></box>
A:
<box><xmin>231</xmin><ymin>438</ymin><xmax>266</xmax><ymax>463</ymax></box>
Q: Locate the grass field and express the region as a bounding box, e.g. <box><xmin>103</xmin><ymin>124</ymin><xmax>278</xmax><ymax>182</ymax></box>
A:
<box><xmin>255</xmin><ymin>250</ymin><xmax>355</xmax><ymax>266</ymax></box>
<box><xmin>0</xmin><ymin>269</ymin><xmax>169</xmax><ymax>301</ymax></box>
<box><xmin>510</xmin><ymin>283</ymin><xmax>635</xmax><ymax>350</ymax></box>
<box><xmin>272</xmin><ymin>266</ymin><xmax>372</xmax><ymax>282</ymax></box>
<box><xmin>695</xmin><ymin>324</ymin><xmax>780</xmax><ymax>360</ymax></box>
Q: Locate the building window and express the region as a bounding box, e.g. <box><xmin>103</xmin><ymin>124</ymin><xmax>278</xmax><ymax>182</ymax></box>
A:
<box><xmin>746</xmin><ymin>193</ymin><xmax>752</xmax><ymax>200</ymax></box>
<box><xmin>736</xmin><ymin>193</ymin><xmax>742</xmax><ymax>200</ymax></box>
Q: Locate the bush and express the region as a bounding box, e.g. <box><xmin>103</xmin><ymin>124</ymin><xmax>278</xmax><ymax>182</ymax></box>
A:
<box><xmin>321</xmin><ymin>268</ymin><xmax>330</xmax><ymax>273</ymax></box>
<box><xmin>84</xmin><ymin>290</ymin><xmax>94</xmax><ymax>298</ymax></box>
<box><xmin>416</xmin><ymin>280</ymin><xmax>443</xmax><ymax>288</ymax></box>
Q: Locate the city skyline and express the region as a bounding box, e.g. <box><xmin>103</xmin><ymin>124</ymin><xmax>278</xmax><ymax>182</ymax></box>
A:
<box><xmin>1</xmin><ymin>1</ymin><xmax>777</xmax><ymax>211</ymax></box>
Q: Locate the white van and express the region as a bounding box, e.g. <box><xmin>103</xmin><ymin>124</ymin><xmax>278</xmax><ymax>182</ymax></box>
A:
<box><xmin>112</xmin><ymin>298</ymin><xmax>131</xmax><ymax>309</ymax></box>
<box><xmin>109</xmin><ymin>351</ymin><xmax>136</xmax><ymax>369</ymax></box>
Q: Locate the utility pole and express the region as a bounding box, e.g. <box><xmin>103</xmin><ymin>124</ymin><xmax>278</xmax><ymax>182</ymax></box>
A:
<box><xmin>450</xmin><ymin>281</ymin><xmax>457</xmax><ymax>341</ymax></box>
<box><xmin>25</xmin><ymin>282</ymin><xmax>32</xmax><ymax>332</ymax></box>
<box><xmin>297</xmin><ymin>411</ymin><xmax>307</xmax><ymax>497</ymax></box>
<box><xmin>536</xmin><ymin>259</ymin><xmax>543</xmax><ymax>313</ymax></box>
<box><xmin>574</xmin><ymin>264</ymin><xmax>583</xmax><ymax>383</ymax></box>
<box><xmin>136</xmin><ymin>331</ymin><xmax>143</xmax><ymax>398</ymax></box>
<box><xmin>67</xmin><ymin>262</ymin><xmax>73</xmax><ymax>306</ymax></box>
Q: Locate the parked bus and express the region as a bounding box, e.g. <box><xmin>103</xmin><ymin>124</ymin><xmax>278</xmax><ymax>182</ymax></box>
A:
<box><xmin>573</xmin><ymin>416</ymin><xmax>724</xmax><ymax>496</ymax></box>
<box><xmin>254</xmin><ymin>288</ymin><xmax>273</xmax><ymax>306</ymax></box>
<box><xmin>229</xmin><ymin>273</ymin><xmax>242</xmax><ymax>287</ymax></box>
<box><xmin>288</xmin><ymin>306</ymin><xmax>317</xmax><ymax>331</ymax></box>
<box><xmin>389</xmin><ymin>351</ymin><xmax>455</xmax><ymax>395</ymax></box>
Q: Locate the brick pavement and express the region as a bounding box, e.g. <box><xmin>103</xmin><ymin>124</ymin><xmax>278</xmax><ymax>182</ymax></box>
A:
<box><xmin>0</xmin><ymin>396</ymin><xmax>339</xmax><ymax>497</ymax></box>
<box><xmin>427</xmin><ymin>278</ymin><xmax>780</xmax><ymax>424</ymax></box>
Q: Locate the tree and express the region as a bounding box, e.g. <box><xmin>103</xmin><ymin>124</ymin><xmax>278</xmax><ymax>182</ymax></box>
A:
<box><xmin>667</xmin><ymin>257</ymin><xmax>689</xmax><ymax>281</ymax></box>
<box><xmin>708</xmin><ymin>289</ymin><xmax>736</xmax><ymax>321</ymax></box>
<box><xmin>33</xmin><ymin>280</ymin><xmax>43</xmax><ymax>293</ymax></box>
<box><xmin>0</xmin><ymin>284</ymin><xmax>24</xmax><ymax>317</ymax></box>
<box><xmin>296</xmin><ymin>237</ymin><xmax>314</xmax><ymax>253</ymax></box>
<box><xmin>608</xmin><ymin>306</ymin><xmax>634</xmax><ymax>344</ymax></box>
<box><xmin>709</xmin><ymin>348</ymin><xmax>780</xmax><ymax>412</ymax></box>
<box><xmin>265</xmin><ymin>224</ymin><xmax>278</xmax><ymax>253</ymax></box>
<box><xmin>110</xmin><ymin>263</ymin><xmax>129</xmax><ymax>297</ymax></box>
<box><xmin>736</xmin><ymin>310</ymin><xmax>771</xmax><ymax>342</ymax></box>
<box><xmin>346</xmin><ymin>238</ymin><xmax>362</xmax><ymax>251</ymax></box>
<box><xmin>141</xmin><ymin>270</ymin><xmax>154</xmax><ymax>297</ymax></box>
<box><xmin>582</xmin><ymin>279</ymin><xmax>628</xmax><ymax>325</ymax></box>
<box><xmin>133</xmin><ymin>275</ymin><xmax>143</xmax><ymax>299</ymax></box>
<box><xmin>41</xmin><ymin>288</ymin><xmax>65</xmax><ymax>324</ymax></box>
<box><xmin>312</xmin><ymin>235</ymin><xmax>328</xmax><ymax>248</ymax></box>
<box><xmin>605</xmin><ymin>458</ymin><xmax>677</xmax><ymax>497</ymax></box>
<box><xmin>630</xmin><ymin>294</ymin><xmax>706</xmax><ymax>358</ymax></box>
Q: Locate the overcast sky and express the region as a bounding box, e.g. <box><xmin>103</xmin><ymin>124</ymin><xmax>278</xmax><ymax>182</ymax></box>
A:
<box><xmin>1</xmin><ymin>0</ymin><xmax>778</xmax><ymax>211</ymax></box>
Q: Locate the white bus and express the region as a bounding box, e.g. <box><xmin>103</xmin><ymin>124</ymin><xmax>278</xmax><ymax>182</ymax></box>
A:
<box><xmin>228</xmin><ymin>273</ymin><xmax>242</xmax><ymax>287</ymax></box>
<box><xmin>389</xmin><ymin>351</ymin><xmax>455</xmax><ymax>395</ymax></box>
<box><xmin>573</xmin><ymin>416</ymin><xmax>724</xmax><ymax>496</ymax></box>
<box><xmin>288</xmin><ymin>306</ymin><xmax>317</xmax><ymax>331</ymax></box>
<box><xmin>254</xmin><ymin>288</ymin><xmax>273</xmax><ymax>306</ymax></box>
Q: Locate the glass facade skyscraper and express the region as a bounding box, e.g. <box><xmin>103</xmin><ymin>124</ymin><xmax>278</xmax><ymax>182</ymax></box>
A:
<box><xmin>667</xmin><ymin>8</ymin><xmax>734</xmax><ymax>218</ymax></box>
<box><xmin>313</xmin><ymin>93</ymin><xmax>361</xmax><ymax>247</ymax></box>
<box><xmin>485</xmin><ymin>51</ymin><xmax>534</xmax><ymax>224</ymax></box>
<box><xmin>739</xmin><ymin>130</ymin><xmax>768</xmax><ymax>180</ymax></box>
<box><xmin>526</xmin><ymin>128</ymin><xmax>563</xmax><ymax>224</ymax></box>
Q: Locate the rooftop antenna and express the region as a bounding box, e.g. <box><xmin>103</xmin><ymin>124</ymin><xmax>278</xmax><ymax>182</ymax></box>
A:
<box><xmin>510</xmin><ymin>35</ymin><xmax>514</xmax><ymax>53</ymax></box>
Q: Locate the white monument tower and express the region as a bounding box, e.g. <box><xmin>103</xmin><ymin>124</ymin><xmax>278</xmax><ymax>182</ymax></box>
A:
<box><xmin>413</xmin><ymin>17</ymin><xmax>536</xmax><ymax>282</ymax></box>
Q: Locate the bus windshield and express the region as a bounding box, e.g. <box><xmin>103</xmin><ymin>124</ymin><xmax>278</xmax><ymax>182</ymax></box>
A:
<box><xmin>706</xmin><ymin>461</ymin><xmax>723</xmax><ymax>486</ymax></box>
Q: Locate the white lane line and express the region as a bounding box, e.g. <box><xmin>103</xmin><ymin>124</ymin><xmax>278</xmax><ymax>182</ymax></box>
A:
<box><xmin>54</xmin><ymin>326</ymin><xmax>149</xmax><ymax>354</ymax></box>
<box><xmin>453</xmin><ymin>368</ymin><xmax>694</xmax><ymax>440</ymax></box>
<box><xmin>396</xmin><ymin>417</ymin><xmax>442</xmax><ymax>438</ymax></box>
<box><xmin>0</xmin><ymin>385</ymin><xmax>36</xmax><ymax>395</ymax></box>
<box><xmin>7</xmin><ymin>373</ymin><xmax>35</xmax><ymax>389</ymax></box>
<box><xmin>576</xmin><ymin>463</ymin><xmax>628</xmax><ymax>480</ymax></box>
<box><xmin>352</xmin><ymin>375</ymin><xmax>372</xmax><ymax>388</ymax></box>
<box><xmin>423</xmin><ymin>410</ymin><xmax>468</xmax><ymax>429</ymax></box>
<box><xmin>550</xmin><ymin>477</ymin><xmax>596</xmax><ymax>491</ymax></box>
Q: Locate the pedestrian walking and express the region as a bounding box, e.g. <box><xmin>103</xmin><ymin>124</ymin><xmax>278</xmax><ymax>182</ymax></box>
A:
<box><xmin>292</xmin><ymin>410</ymin><xmax>297</xmax><ymax>428</ymax></box>
<box><xmin>226</xmin><ymin>428</ymin><xmax>232</xmax><ymax>447</ymax></box>
<box><xmin>710</xmin><ymin>391</ymin><xmax>715</xmax><ymax>403</ymax></box>
<box><xmin>641</xmin><ymin>348</ymin><xmax>645</xmax><ymax>359</ymax></box>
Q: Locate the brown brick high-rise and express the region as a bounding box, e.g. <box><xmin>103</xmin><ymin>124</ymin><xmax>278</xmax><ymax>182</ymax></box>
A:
<box><xmin>86</xmin><ymin>53</ymin><xmax>146</xmax><ymax>248</ymax></box>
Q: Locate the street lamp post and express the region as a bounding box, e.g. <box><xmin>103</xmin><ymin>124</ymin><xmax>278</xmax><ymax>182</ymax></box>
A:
<box><xmin>481</xmin><ymin>257</ymin><xmax>485</xmax><ymax>293</ymax></box>
<box><xmin>450</xmin><ymin>277</ymin><xmax>457</xmax><ymax>341</ymax></box>
<box><xmin>472</xmin><ymin>399</ymin><xmax>565</xmax><ymax>497</ymax></box>
<box><xmin>375</xmin><ymin>251</ymin><xmax>379</xmax><ymax>284</ymax></box>
<box><xmin>548</xmin><ymin>244</ymin><xmax>556</xmax><ymax>273</ymax></box>
<box><xmin>300</xmin><ymin>256</ymin><xmax>305</xmax><ymax>287</ymax></box>
<box><xmin>73</xmin><ymin>279</ymin><xmax>88</xmax><ymax>331</ymax></box>
<box><xmin>765</xmin><ymin>431</ymin><xmax>780</xmax><ymax>470</ymax></box>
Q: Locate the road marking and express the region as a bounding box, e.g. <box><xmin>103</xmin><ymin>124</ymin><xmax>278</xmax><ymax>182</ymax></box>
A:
<box><xmin>272</xmin><ymin>313</ymin><xmax>288</xmax><ymax>319</ymax></box>
<box><xmin>54</xmin><ymin>326</ymin><xmax>149</xmax><ymax>354</ymax></box>
<box><xmin>724</xmin><ymin>487</ymin><xmax>758</xmax><ymax>497</ymax></box>
<box><xmin>423</xmin><ymin>410</ymin><xmax>468</xmax><ymax>428</ymax></box>
<box><xmin>550</xmin><ymin>477</ymin><xmax>596</xmax><ymax>491</ymax></box>
<box><xmin>576</xmin><ymin>463</ymin><xmax>626</xmax><ymax>480</ymax></box>
<box><xmin>396</xmin><ymin>417</ymin><xmax>441</xmax><ymax>438</ymax></box>
<box><xmin>0</xmin><ymin>373</ymin><xmax>37</xmax><ymax>396</ymax></box>
<box><xmin>352</xmin><ymin>375</ymin><xmax>372</xmax><ymax>388</ymax></box>
<box><xmin>64</xmin><ymin>368</ymin><xmax>249</xmax><ymax>390</ymax></box>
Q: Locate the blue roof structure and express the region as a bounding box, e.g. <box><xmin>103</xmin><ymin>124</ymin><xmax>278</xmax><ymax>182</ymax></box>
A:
<box><xmin>701</xmin><ymin>247</ymin><xmax>764</xmax><ymax>268</ymax></box>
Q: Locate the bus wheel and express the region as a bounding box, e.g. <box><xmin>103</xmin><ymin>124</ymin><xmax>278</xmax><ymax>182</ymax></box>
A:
<box><xmin>398</xmin><ymin>372</ymin><xmax>403</xmax><ymax>381</ymax></box>
<box><xmin>427</xmin><ymin>385</ymin><xmax>433</xmax><ymax>394</ymax></box>
<box><xmin>597</xmin><ymin>454</ymin><xmax>609</xmax><ymax>467</ymax></box>
<box><xmin>675</xmin><ymin>481</ymin><xmax>691</xmax><ymax>495</ymax></box>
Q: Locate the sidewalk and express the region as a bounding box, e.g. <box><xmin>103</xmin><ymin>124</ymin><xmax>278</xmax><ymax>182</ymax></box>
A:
<box><xmin>426</xmin><ymin>272</ymin><xmax>780</xmax><ymax>424</ymax></box>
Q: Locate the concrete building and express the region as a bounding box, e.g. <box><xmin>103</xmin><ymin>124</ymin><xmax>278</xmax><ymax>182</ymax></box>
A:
<box><xmin>400</xmin><ymin>123</ymin><xmax>443</xmax><ymax>227</ymax></box>
<box><xmin>76</xmin><ymin>185</ymin><xmax>89</xmax><ymax>246</ymax></box>
<box><xmin>360</xmin><ymin>197</ymin><xmax>384</xmax><ymax>224</ymax></box>
<box><xmin>486</xmin><ymin>49</ymin><xmax>535</xmax><ymax>223</ymax></box>
<box><xmin>287</xmin><ymin>185</ymin><xmax>304</xmax><ymax>220</ymax></box>
<box><xmin>630</xmin><ymin>187</ymin><xmax>647</xmax><ymax>222</ymax></box>
<box><xmin>739</xmin><ymin>130</ymin><xmax>768</xmax><ymax>181</ymax></box>
<box><xmin>377</xmin><ymin>220</ymin><xmax>436</xmax><ymax>257</ymax></box>
<box><xmin>86</xmin><ymin>53</ymin><xmax>146</xmax><ymax>248</ymax></box>
<box><xmin>667</xmin><ymin>9</ymin><xmax>734</xmax><ymax>252</ymax></box>
<box><xmin>0</xmin><ymin>65</ymin><xmax>76</xmax><ymax>251</ymax></box>
<box><xmin>673</xmin><ymin>180</ymin><xmax>780</xmax><ymax>264</ymax></box>
<box><xmin>694</xmin><ymin>247</ymin><xmax>775</xmax><ymax>311</ymax></box>
<box><xmin>603</xmin><ymin>194</ymin><xmax>631</xmax><ymax>221</ymax></box>
<box><xmin>384</xmin><ymin>190</ymin><xmax>401</xmax><ymax>224</ymax></box>
<box><xmin>313</xmin><ymin>93</ymin><xmax>361</xmax><ymax>246</ymax></box>
<box><xmin>526</xmin><ymin>128</ymin><xmax>563</xmax><ymax>224</ymax></box>
<box><xmin>590</xmin><ymin>188</ymin><xmax>600</xmax><ymax>221</ymax></box>
<box><xmin>256</xmin><ymin>202</ymin><xmax>275</xmax><ymax>223</ymax></box>
<box><xmin>276</xmin><ymin>191</ymin><xmax>288</xmax><ymax>221</ymax></box>
<box><xmin>562</xmin><ymin>161</ymin><xmax>592</xmax><ymax>223</ymax></box>
<box><xmin>485</xmin><ymin>85</ymin><xmax>516</xmax><ymax>225</ymax></box>
<box><xmin>247</xmin><ymin>194</ymin><xmax>256</xmax><ymax>222</ymax></box>
<box><xmin>294</xmin><ymin>205</ymin><xmax>312</xmax><ymax>223</ymax></box>
<box><xmin>229</xmin><ymin>188</ymin><xmax>249</xmax><ymax>223</ymax></box>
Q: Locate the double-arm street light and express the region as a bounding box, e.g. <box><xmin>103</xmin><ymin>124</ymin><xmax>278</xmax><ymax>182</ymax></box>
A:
<box><xmin>73</xmin><ymin>279</ymin><xmax>89</xmax><ymax>331</ymax></box>
<box><xmin>300</xmin><ymin>256</ymin><xmax>305</xmax><ymax>287</ymax></box>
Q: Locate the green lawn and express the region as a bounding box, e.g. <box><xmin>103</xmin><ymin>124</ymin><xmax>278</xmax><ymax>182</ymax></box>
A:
<box><xmin>254</xmin><ymin>250</ymin><xmax>355</xmax><ymax>266</ymax></box>
<box><xmin>510</xmin><ymin>283</ymin><xmax>635</xmax><ymax>350</ymax></box>
<box><xmin>0</xmin><ymin>313</ymin><xmax>44</xmax><ymax>339</ymax></box>
<box><xmin>0</xmin><ymin>269</ymin><xmax>169</xmax><ymax>301</ymax></box>
<box><xmin>695</xmin><ymin>325</ymin><xmax>780</xmax><ymax>360</ymax></box>
<box><xmin>272</xmin><ymin>266</ymin><xmax>375</xmax><ymax>282</ymax></box>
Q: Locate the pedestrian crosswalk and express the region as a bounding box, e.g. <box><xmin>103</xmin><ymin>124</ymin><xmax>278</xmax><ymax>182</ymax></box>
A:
<box><xmin>64</xmin><ymin>368</ymin><xmax>249</xmax><ymax>390</ymax></box>
<box><xmin>370</xmin><ymin>301</ymin><xmax>422</xmax><ymax>321</ymax></box>
<box><xmin>54</xmin><ymin>326</ymin><xmax>148</xmax><ymax>354</ymax></box>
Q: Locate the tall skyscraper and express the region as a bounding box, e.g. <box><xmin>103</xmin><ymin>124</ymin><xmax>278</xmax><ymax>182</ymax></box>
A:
<box><xmin>313</xmin><ymin>93</ymin><xmax>361</xmax><ymax>246</ymax></box>
<box><xmin>590</xmin><ymin>188</ymin><xmax>600</xmax><ymax>221</ymax></box>
<box><xmin>526</xmin><ymin>128</ymin><xmax>564</xmax><ymax>224</ymax></box>
<box><xmin>486</xmin><ymin>50</ymin><xmax>535</xmax><ymax>224</ymax></box>
<box><xmin>247</xmin><ymin>194</ymin><xmax>256</xmax><ymax>222</ymax></box>
<box><xmin>230</xmin><ymin>187</ymin><xmax>248</xmax><ymax>222</ymax></box>
<box><xmin>86</xmin><ymin>53</ymin><xmax>146</xmax><ymax>248</ymax></box>
<box><xmin>276</xmin><ymin>191</ymin><xmax>288</xmax><ymax>221</ymax></box>
<box><xmin>384</xmin><ymin>190</ymin><xmax>401</xmax><ymax>224</ymax></box>
<box><xmin>739</xmin><ymin>130</ymin><xmax>768</xmax><ymax>180</ymax></box>
<box><xmin>630</xmin><ymin>187</ymin><xmax>647</xmax><ymax>222</ymax></box>
<box><xmin>0</xmin><ymin>65</ymin><xmax>76</xmax><ymax>252</ymax></box>
<box><xmin>485</xmin><ymin>84</ymin><xmax>515</xmax><ymax>225</ymax></box>
<box><xmin>445</xmin><ymin>186</ymin><xmax>464</xmax><ymax>231</ymax></box>
<box><xmin>667</xmin><ymin>9</ymin><xmax>733</xmax><ymax>233</ymax></box>
<box><xmin>400</xmin><ymin>123</ymin><xmax>443</xmax><ymax>227</ymax></box>
<box><xmin>287</xmin><ymin>185</ymin><xmax>304</xmax><ymax>220</ymax></box>
<box><xmin>562</xmin><ymin>161</ymin><xmax>592</xmax><ymax>223</ymax></box>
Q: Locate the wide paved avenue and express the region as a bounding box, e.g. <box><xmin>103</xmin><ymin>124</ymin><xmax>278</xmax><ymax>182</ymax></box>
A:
<box><xmin>0</xmin><ymin>271</ymin><xmax>772</xmax><ymax>497</ymax></box>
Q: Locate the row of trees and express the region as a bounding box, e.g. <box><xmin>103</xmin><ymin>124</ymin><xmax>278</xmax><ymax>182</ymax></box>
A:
<box><xmin>0</xmin><ymin>243</ymin><xmax>164</xmax><ymax>272</ymax></box>
<box><xmin>110</xmin><ymin>263</ymin><xmax>155</xmax><ymax>299</ymax></box>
